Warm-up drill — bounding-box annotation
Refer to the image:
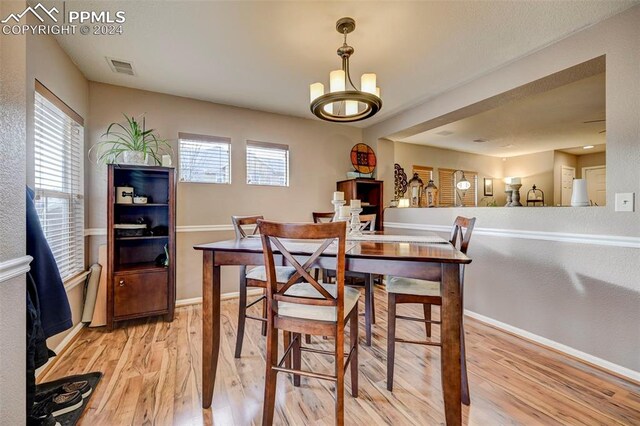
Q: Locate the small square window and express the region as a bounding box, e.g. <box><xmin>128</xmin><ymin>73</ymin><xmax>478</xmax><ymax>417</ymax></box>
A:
<box><xmin>246</xmin><ymin>141</ymin><xmax>289</xmax><ymax>187</ymax></box>
<box><xmin>179</xmin><ymin>133</ymin><xmax>231</xmax><ymax>184</ymax></box>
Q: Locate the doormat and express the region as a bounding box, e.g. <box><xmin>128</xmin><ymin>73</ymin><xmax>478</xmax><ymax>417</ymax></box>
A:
<box><xmin>36</xmin><ymin>372</ymin><xmax>103</xmax><ymax>426</ymax></box>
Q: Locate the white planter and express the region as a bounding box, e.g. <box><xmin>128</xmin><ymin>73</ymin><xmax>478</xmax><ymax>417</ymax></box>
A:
<box><xmin>121</xmin><ymin>151</ymin><xmax>150</xmax><ymax>165</ymax></box>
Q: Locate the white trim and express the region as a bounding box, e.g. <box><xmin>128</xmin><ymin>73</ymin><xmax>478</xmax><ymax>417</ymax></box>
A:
<box><xmin>177</xmin><ymin>224</ymin><xmax>234</xmax><ymax>233</ymax></box>
<box><xmin>0</xmin><ymin>255</ymin><xmax>33</xmax><ymax>283</ymax></box>
<box><xmin>35</xmin><ymin>321</ymin><xmax>85</xmax><ymax>379</ymax></box>
<box><xmin>176</xmin><ymin>288</ymin><xmax>262</xmax><ymax>307</ymax></box>
<box><xmin>465</xmin><ymin>309</ymin><xmax>640</xmax><ymax>383</ymax></box>
<box><xmin>85</xmin><ymin>224</ymin><xmax>234</xmax><ymax>237</ymax></box>
<box><xmin>63</xmin><ymin>270</ymin><xmax>90</xmax><ymax>292</ymax></box>
<box><xmin>384</xmin><ymin>222</ymin><xmax>640</xmax><ymax>248</ymax></box>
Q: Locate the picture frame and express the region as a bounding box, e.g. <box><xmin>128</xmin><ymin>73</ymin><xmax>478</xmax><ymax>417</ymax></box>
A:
<box><xmin>484</xmin><ymin>178</ymin><xmax>494</xmax><ymax>196</ymax></box>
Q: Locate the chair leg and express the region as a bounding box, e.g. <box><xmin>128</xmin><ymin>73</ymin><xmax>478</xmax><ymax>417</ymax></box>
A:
<box><xmin>461</xmin><ymin>317</ymin><xmax>471</xmax><ymax>405</ymax></box>
<box><xmin>335</xmin><ymin>322</ymin><xmax>345</xmax><ymax>426</ymax></box>
<box><xmin>349</xmin><ymin>306</ymin><xmax>359</xmax><ymax>397</ymax></box>
<box><xmin>235</xmin><ymin>275</ymin><xmax>247</xmax><ymax>359</ymax></box>
<box><xmin>261</xmin><ymin>289</ymin><xmax>267</xmax><ymax>336</ymax></box>
<box><xmin>262</xmin><ymin>321</ymin><xmax>278</xmax><ymax>426</ymax></box>
<box><xmin>387</xmin><ymin>293</ymin><xmax>396</xmax><ymax>392</ymax></box>
<box><xmin>283</xmin><ymin>331</ymin><xmax>292</xmax><ymax>369</ymax></box>
<box><xmin>371</xmin><ymin>277</ymin><xmax>376</xmax><ymax>324</ymax></box>
<box><xmin>364</xmin><ymin>274</ymin><xmax>373</xmax><ymax>346</ymax></box>
<box><xmin>423</xmin><ymin>303</ymin><xmax>432</xmax><ymax>338</ymax></box>
<box><xmin>293</xmin><ymin>333</ymin><xmax>301</xmax><ymax>387</ymax></box>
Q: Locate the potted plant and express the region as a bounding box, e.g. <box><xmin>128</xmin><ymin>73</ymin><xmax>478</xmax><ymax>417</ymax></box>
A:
<box><xmin>89</xmin><ymin>114</ymin><xmax>171</xmax><ymax>165</ymax></box>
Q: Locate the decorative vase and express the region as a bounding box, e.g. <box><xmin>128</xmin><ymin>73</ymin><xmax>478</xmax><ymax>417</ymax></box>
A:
<box><xmin>122</xmin><ymin>151</ymin><xmax>149</xmax><ymax>165</ymax></box>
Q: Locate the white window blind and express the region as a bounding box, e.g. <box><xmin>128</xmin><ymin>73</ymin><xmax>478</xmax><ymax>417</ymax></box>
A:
<box><xmin>246</xmin><ymin>141</ymin><xmax>289</xmax><ymax>187</ymax></box>
<box><xmin>179</xmin><ymin>133</ymin><xmax>231</xmax><ymax>184</ymax></box>
<box><xmin>34</xmin><ymin>83</ymin><xmax>84</xmax><ymax>281</ymax></box>
<box><xmin>438</xmin><ymin>168</ymin><xmax>478</xmax><ymax>207</ymax></box>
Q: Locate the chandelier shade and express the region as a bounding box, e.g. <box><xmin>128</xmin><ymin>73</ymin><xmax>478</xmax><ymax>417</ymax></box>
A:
<box><xmin>309</xmin><ymin>17</ymin><xmax>382</xmax><ymax>123</ymax></box>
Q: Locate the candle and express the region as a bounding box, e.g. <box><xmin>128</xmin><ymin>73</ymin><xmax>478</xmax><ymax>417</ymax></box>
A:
<box><xmin>333</xmin><ymin>191</ymin><xmax>344</xmax><ymax>201</ymax></box>
<box><xmin>339</xmin><ymin>206</ymin><xmax>351</xmax><ymax>218</ymax></box>
<box><xmin>350</xmin><ymin>199</ymin><xmax>361</xmax><ymax>209</ymax></box>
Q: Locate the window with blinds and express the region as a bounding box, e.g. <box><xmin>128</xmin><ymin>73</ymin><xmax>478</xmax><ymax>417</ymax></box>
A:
<box><xmin>438</xmin><ymin>168</ymin><xmax>478</xmax><ymax>207</ymax></box>
<box><xmin>246</xmin><ymin>141</ymin><xmax>289</xmax><ymax>187</ymax></box>
<box><xmin>34</xmin><ymin>82</ymin><xmax>85</xmax><ymax>281</ymax></box>
<box><xmin>412</xmin><ymin>165</ymin><xmax>433</xmax><ymax>183</ymax></box>
<box><xmin>179</xmin><ymin>133</ymin><xmax>231</xmax><ymax>184</ymax></box>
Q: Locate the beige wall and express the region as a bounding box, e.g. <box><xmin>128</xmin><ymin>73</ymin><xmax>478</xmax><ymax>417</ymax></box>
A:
<box><xmin>577</xmin><ymin>151</ymin><xmax>606</xmax><ymax>178</ymax></box>
<box><xmin>0</xmin><ymin>1</ymin><xmax>27</xmax><ymax>422</ymax></box>
<box><xmin>393</xmin><ymin>141</ymin><xmax>506</xmax><ymax>206</ymax></box>
<box><xmin>86</xmin><ymin>82</ymin><xmax>363</xmax><ymax>294</ymax></box>
<box><xmin>553</xmin><ymin>151</ymin><xmax>577</xmax><ymax>206</ymax></box>
<box><xmin>503</xmin><ymin>150</ymin><xmax>555</xmax><ymax>206</ymax></box>
<box><xmin>365</xmin><ymin>6</ymin><xmax>640</xmax><ymax>373</ymax></box>
<box><xmin>25</xmin><ymin>32</ymin><xmax>90</xmax><ymax>351</ymax></box>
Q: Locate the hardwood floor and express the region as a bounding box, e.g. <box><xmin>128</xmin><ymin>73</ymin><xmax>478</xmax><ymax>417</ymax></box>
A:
<box><xmin>41</xmin><ymin>287</ymin><xmax>640</xmax><ymax>425</ymax></box>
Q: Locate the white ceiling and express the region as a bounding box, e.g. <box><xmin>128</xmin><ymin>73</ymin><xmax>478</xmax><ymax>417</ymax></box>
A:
<box><xmin>52</xmin><ymin>1</ymin><xmax>636</xmax><ymax>127</ymax></box>
<box><xmin>399</xmin><ymin>73</ymin><xmax>606</xmax><ymax>157</ymax></box>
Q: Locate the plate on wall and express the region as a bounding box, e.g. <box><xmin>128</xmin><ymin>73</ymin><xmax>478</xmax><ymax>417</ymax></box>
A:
<box><xmin>350</xmin><ymin>143</ymin><xmax>376</xmax><ymax>174</ymax></box>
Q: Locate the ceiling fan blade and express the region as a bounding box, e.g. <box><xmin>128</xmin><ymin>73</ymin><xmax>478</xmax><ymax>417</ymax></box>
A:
<box><xmin>584</xmin><ymin>119</ymin><xmax>606</xmax><ymax>123</ymax></box>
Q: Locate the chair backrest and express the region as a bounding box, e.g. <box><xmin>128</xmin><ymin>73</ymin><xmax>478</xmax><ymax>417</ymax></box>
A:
<box><xmin>231</xmin><ymin>215</ymin><xmax>264</xmax><ymax>240</ymax></box>
<box><xmin>449</xmin><ymin>216</ymin><xmax>475</xmax><ymax>254</ymax></box>
<box><xmin>359</xmin><ymin>214</ymin><xmax>376</xmax><ymax>231</ymax></box>
<box><xmin>312</xmin><ymin>212</ymin><xmax>334</xmax><ymax>223</ymax></box>
<box><xmin>258</xmin><ymin>220</ymin><xmax>347</xmax><ymax>320</ymax></box>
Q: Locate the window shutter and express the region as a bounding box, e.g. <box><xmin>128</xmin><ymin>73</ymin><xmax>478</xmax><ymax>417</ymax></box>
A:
<box><xmin>438</xmin><ymin>169</ymin><xmax>478</xmax><ymax>207</ymax></box>
<box><xmin>412</xmin><ymin>165</ymin><xmax>433</xmax><ymax>183</ymax></box>
<box><xmin>179</xmin><ymin>133</ymin><xmax>231</xmax><ymax>184</ymax></box>
<box><xmin>246</xmin><ymin>141</ymin><xmax>289</xmax><ymax>187</ymax></box>
<box><xmin>34</xmin><ymin>86</ymin><xmax>84</xmax><ymax>281</ymax></box>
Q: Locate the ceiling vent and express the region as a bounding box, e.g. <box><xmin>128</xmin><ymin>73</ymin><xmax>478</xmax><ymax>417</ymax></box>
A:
<box><xmin>435</xmin><ymin>130</ymin><xmax>454</xmax><ymax>136</ymax></box>
<box><xmin>106</xmin><ymin>57</ymin><xmax>135</xmax><ymax>76</ymax></box>
<box><xmin>472</xmin><ymin>138</ymin><xmax>488</xmax><ymax>143</ymax></box>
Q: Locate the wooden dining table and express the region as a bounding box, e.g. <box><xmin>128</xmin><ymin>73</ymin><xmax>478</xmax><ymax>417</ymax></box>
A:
<box><xmin>194</xmin><ymin>232</ymin><xmax>472</xmax><ymax>426</ymax></box>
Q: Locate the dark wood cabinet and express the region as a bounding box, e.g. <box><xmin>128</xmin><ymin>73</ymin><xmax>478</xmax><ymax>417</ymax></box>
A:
<box><xmin>107</xmin><ymin>164</ymin><xmax>176</xmax><ymax>329</ymax></box>
<box><xmin>337</xmin><ymin>178</ymin><xmax>384</xmax><ymax>230</ymax></box>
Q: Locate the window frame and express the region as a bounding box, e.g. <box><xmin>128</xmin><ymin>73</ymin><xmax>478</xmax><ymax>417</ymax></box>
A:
<box><xmin>438</xmin><ymin>168</ymin><xmax>478</xmax><ymax>207</ymax></box>
<box><xmin>245</xmin><ymin>140</ymin><xmax>290</xmax><ymax>187</ymax></box>
<box><xmin>33</xmin><ymin>80</ymin><xmax>85</xmax><ymax>282</ymax></box>
<box><xmin>178</xmin><ymin>132</ymin><xmax>232</xmax><ymax>184</ymax></box>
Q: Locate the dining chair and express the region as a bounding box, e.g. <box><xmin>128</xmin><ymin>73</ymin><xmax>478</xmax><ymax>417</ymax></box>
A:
<box><xmin>385</xmin><ymin>216</ymin><xmax>476</xmax><ymax>406</ymax></box>
<box><xmin>258</xmin><ymin>220</ymin><xmax>359</xmax><ymax>426</ymax></box>
<box><xmin>231</xmin><ymin>215</ymin><xmax>297</xmax><ymax>358</ymax></box>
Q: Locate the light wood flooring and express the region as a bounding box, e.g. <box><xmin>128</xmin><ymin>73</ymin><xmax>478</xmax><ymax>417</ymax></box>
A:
<box><xmin>41</xmin><ymin>287</ymin><xmax>640</xmax><ymax>425</ymax></box>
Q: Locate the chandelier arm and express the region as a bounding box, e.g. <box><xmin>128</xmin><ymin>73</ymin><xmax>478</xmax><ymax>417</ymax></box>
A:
<box><xmin>343</xmin><ymin>57</ymin><xmax>358</xmax><ymax>91</ymax></box>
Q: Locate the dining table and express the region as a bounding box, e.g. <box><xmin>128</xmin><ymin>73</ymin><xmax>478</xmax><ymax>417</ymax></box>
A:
<box><xmin>194</xmin><ymin>231</ymin><xmax>472</xmax><ymax>426</ymax></box>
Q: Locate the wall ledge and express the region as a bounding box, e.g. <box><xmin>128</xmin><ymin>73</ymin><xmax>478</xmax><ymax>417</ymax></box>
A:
<box><xmin>384</xmin><ymin>221</ymin><xmax>640</xmax><ymax>248</ymax></box>
<box><xmin>0</xmin><ymin>255</ymin><xmax>33</xmax><ymax>283</ymax></box>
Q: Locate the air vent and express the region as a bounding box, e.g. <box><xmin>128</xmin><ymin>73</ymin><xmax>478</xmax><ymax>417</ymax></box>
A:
<box><xmin>435</xmin><ymin>130</ymin><xmax>454</xmax><ymax>136</ymax></box>
<box><xmin>106</xmin><ymin>57</ymin><xmax>135</xmax><ymax>76</ymax></box>
<box><xmin>472</xmin><ymin>138</ymin><xmax>488</xmax><ymax>143</ymax></box>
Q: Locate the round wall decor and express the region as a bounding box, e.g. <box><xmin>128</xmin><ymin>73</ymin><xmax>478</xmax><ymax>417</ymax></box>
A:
<box><xmin>350</xmin><ymin>143</ymin><xmax>376</xmax><ymax>174</ymax></box>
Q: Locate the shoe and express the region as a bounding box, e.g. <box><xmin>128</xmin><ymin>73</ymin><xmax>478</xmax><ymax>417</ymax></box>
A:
<box><xmin>28</xmin><ymin>402</ymin><xmax>61</xmax><ymax>426</ymax></box>
<box><xmin>36</xmin><ymin>380</ymin><xmax>92</xmax><ymax>401</ymax></box>
<box><xmin>34</xmin><ymin>391</ymin><xmax>83</xmax><ymax>417</ymax></box>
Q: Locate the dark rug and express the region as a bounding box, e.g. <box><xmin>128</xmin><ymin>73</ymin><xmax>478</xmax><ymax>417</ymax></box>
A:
<box><xmin>36</xmin><ymin>372</ymin><xmax>103</xmax><ymax>426</ymax></box>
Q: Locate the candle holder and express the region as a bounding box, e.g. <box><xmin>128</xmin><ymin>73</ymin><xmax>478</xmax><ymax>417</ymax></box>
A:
<box><xmin>349</xmin><ymin>207</ymin><xmax>363</xmax><ymax>236</ymax></box>
<box><xmin>331</xmin><ymin>199</ymin><xmax>346</xmax><ymax>222</ymax></box>
<box><xmin>509</xmin><ymin>183</ymin><xmax>523</xmax><ymax>207</ymax></box>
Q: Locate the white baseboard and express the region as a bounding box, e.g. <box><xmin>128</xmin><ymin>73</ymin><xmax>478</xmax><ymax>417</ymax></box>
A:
<box><xmin>36</xmin><ymin>321</ymin><xmax>85</xmax><ymax>379</ymax></box>
<box><xmin>465</xmin><ymin>309</ymin><xmax>640</xmax><ymax>383</ymax></box>
<box><xmin>176</xmin><ymin>288</ymin><xmax>263</xmax><ymax>307</ymax></box>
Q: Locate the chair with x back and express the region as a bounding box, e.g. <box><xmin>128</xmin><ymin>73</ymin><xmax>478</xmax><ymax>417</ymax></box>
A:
<box><xmin>258</xmin><ymin>220</ymin><xmax>359</xmax><ymax>426</ymax></box>
<box><xmin>386</xmin><ymin>216</ymin><xmax>476</xmax><ymax>405</ymax></box>
<box><xmin>231</xmin><ymin>215</ymin><xmax>297</xmax><ymax>358</ymax></box>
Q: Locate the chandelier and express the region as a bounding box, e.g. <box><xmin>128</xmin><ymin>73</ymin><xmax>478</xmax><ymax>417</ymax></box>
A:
<box><xmin>309</xmin><ymin>17</ymin><xmax>382</xmax><ymax>123</ymax></box>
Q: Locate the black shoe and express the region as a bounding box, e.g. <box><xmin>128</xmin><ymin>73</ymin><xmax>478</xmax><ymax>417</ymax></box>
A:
<box><xmin>28</xmin><ymin>402</ymin><xmax>61</xmax><ymax>426</ymax></box>
<box><xmin>36</xmin><ymin>379</ymin><xmax>92</xmax><ymax>401</ymax></box>
<box><xmin>34</xmin><ymin>391</ymin><xmax>83</xmax><ymax>417</ymax></box>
